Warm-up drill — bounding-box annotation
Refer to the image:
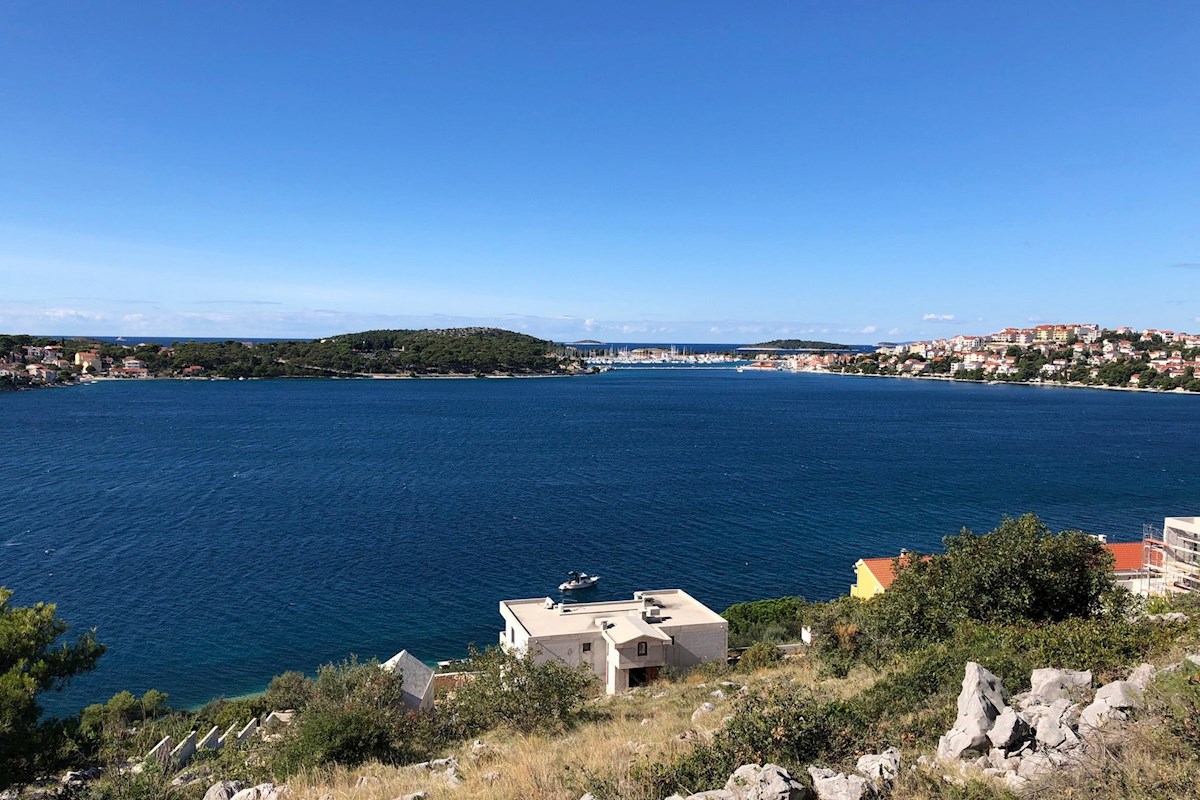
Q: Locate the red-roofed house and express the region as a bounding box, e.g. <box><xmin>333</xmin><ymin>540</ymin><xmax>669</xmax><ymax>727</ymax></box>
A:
<box><xmin>851</xmin><ymin>541</ymin><xmax>1153</xmax><ymax>599</ymax></box>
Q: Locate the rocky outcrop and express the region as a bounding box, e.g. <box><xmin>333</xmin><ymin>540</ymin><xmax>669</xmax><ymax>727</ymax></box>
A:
<box><xmin>664</xmin><ymin>763</ymin><xmax>812</xmax><ymax>800</ymax></box>
<box><xmin>937</xmin><ymin>662</ymin><xmax>1007</xmax><ymax>760</ymax></box>
<box><xmin>1079</xmin><ymin>680</ymin><xmax>1142</xmax><ymax>731</ymax></box>
<box><xmin>725</xmin><ymin>763</ymin><xmax>810</xmax><ymax>800</ymax></box>
<box><xmin>1027</xmin><ymin>668</ymin><xmax>1091</xmax><ymax>704</ymax></box>
<box><xmin>937</xmin><ymin>661</ymin><xmax>1152</xmax><ymax>790</ymax></box>
<box><xmin>229</xmin><ymin>783</ymin><xmax>288</xmax><ymax>800</ymax></box>
<box><xmin>409</xmin><ymin>757</ymin><xmax>461</xmax><ymax>787</ymax></box>
<box><xmin>202</xmin><ymin>781</ymin><xmax>245</xmax><ymax>800</ymax></box>
<box><xmin>807</xmin><ymin>768</ymin><xmax>868</xmax><ymax>800</ymax></box>
<box><xmin>803</xmin><ymin>748</ymin><xmax>900</xmax><ymax>800</ymax></box>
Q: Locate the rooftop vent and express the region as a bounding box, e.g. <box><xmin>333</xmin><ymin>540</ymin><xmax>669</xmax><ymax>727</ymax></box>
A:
<box><xmin>543</xmin><ymin>597</ymin><xmax>555</xmax><ymax>609</ymax></box>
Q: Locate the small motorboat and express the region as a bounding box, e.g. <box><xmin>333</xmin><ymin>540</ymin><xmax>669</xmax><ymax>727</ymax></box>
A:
<box><xmin>559</xmin><ymin>571</ymin><xmax>600</xmax><ymax>591</ymax></box>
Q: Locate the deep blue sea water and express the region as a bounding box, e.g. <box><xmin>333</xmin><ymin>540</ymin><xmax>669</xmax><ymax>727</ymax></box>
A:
<box><xmin>3</xmin><ymin>371</ymin><xmax>1198</xmax><ymax>715</ymax></box>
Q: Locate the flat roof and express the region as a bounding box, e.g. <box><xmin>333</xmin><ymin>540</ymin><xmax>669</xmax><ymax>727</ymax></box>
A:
<box><xmin>501</xmin><ymin>588</ymin><xmax>726</xmax><ymax>638</ymax></box>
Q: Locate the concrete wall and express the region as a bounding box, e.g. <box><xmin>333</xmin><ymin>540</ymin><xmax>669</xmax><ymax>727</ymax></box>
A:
<box><xmin>610</xmin><ymin>640</ymin><xmax>669</xmax><ymax>670</ymax></box>
<box><xmin>169</xmin><ymin>731</ymin><xmax>197</xmax><ymax>767</ymax></box>
<box><xmin>197</xmin><ymin>726</ymin><xmax>222</xmax><ymax>751</ymax></box>
<box><xmin>144</xmin><ymin>735</ymin><xmax>173</xmax><ymax>766</ymax></box>
<box><xmin>664</xmin><ymin>622</ymin><xmax>728</xmax><ymax>668</ymax></box>
<box><xmin>236</xmin><ymin>718</ymin><xmax>258</xmax><ymax>744</ymax></box>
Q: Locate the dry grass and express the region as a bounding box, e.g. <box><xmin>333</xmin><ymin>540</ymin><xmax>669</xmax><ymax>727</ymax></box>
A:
<box><xmin>288</xmin><ymin>651</ymin><xmax>1200</xmax><ymax>800</ymax></box>
<box><xmin>287</xmin><ymin>658</ymin><xmax>871</xmax><ymax>800</ymax></box>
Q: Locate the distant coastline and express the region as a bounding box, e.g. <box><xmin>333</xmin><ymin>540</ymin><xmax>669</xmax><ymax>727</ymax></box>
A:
<box><xmin>814</xmin><ymin>368</ymin><xmax>1200</xmax><ymax>396</ymax></box>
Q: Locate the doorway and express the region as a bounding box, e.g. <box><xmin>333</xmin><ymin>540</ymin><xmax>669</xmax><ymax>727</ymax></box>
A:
<box><xmin>627</xmin><ymin>666</ymin><xmax>660</xmax><ymax>688</ymax></box>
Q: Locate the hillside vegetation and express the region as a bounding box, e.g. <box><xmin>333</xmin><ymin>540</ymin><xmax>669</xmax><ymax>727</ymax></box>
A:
<box><xmin>3</xmin><ymin>514</ymin><xmax>1199</xmax><ymax>800</ymax></box>
<box><xmin>1</xmin><ymin>328</ymin><xmax>581</xmax><ymax>380</ymax></box>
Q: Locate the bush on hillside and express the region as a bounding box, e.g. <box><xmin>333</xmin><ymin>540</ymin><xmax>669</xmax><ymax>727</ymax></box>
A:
<box><xmin>439</xmin><ymin>646</ymin><xmax>598</xmax><ymax>738</ymax></box>
<box><xmin>635</xmin><ymin>686</ymin><xmax>865</xmax><ymax>798</ymax></box>
<box><xmin>722</xmin><ymin>596</ymin><xmax>810</xmax><ymax>647</ymax></box>
<box><xmin>737</xmin><ymin>641</ymin><xmax>782</xmax><ymax>671</ymax></box>
<box><xmin>263</xmin><ymin>670</ymin><xmax>315</xmax><ymax>712</ymax></box>
<box><xmin>269</xmin><ymin>656</ymin><xmax>423</xmax><ymax>774</ymax></box>
<box><xmin>870</xmin><ymin>514</ymin><xmax>1115</xmax><ymax>647</ymax></box>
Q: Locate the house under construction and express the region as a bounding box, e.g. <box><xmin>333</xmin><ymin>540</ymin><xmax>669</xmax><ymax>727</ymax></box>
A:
<box><xmin>1138</xmin><ymin>516</ymin><xmax>1200</xmax><ymax>597</ymax></box>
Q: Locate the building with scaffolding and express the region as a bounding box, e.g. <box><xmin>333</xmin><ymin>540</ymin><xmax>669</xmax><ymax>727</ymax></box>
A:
<box><xmin>1142</xmin><ymin>516</ymin><xmax>1200</xmax><ymax>596</ymax></box>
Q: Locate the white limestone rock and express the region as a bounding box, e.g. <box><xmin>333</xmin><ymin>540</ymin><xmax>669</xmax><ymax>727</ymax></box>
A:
<box><xmin>1096</xmin><ymin>680</ymin><xmax>1143</xmax><ymax>710</ymax></box>
<box><xmin>1029</xmin><ymin>668</ymin><xmax>1092</xmax><ymax>704</ymax></box>
<box><xmin>855</xmin><ymin>748</ymin><xmax>901</xmax><ymax>784</ymax></box>
<box><xmin>986</xmin><ymin>707</ymin><xmax>1031</xmax><ymax>752</ymax></box>
<box><xmin>1128</xmin><ymin>662</ymin><xmax>1157</xmax><ymax>692</ymax></box>
<box><xmin>229</xmin><ymin>783</ymin><xmax>274</xmax><ymax>800</ymax></box>
<box><xmin>1016</xmin><ymin>752</ymin><xmax>1053</xmax><ymax>780</ymax></box>
<box><xmin>203</xmin><ymin>781</ymin><xmax>245</xmax><ymax>800</ymax></box>
<box><xmin>1079</xmin><ymin>680</ymin><xmax>1143</xmax><ymax>731</ymax></box>
<box><xmin>937</xmin><ymin>662</ymin><xmax>1008</xmax><ymax>760</ymax></box>
<box><xmin>724</xmin><ymin>763</ymin><xmax>811</xmax><ymax>800</ymax></box>
<box><xmin>807</xmin><ymin>767</ymin><xmax>868</xmax><ymax>800</ymax></box>
<box><xmin>692</xmin><ymin>702</ymin><xmax>717</xmax><ymax>722</ymax></box>
<box><xmin>1034</xmin><ymin>714</ymin><xmax>1078</xmax><ymax>750</ymax></box>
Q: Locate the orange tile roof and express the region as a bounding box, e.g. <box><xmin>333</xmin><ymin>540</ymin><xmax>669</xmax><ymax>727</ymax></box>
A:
<box><xmin>859</xmin><ymin>554</ymin><xmax>928</xmax><ymax>589</ymax></box>
<box><xmin>862</xmin><ymin>541</ymin><xmax>1145</xmax><ymax>587</ymax></box>
<box><xmin>859</xmin><ymin>557</ymin><xmax>901</xmax><ymax>589</ymax></box>
<box><xmin>1104</xmin><ymin>541</ymin><xmax>1145</xmax><ymax>573</ymax></box>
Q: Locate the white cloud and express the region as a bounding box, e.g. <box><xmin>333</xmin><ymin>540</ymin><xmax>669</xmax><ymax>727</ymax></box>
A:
<box><xmin>922</xmin><ymin>313</ymin><xmax>956</xmax><ymax>322</ymax></box>
<box><xmin>887</xmin><ymin>327</ymin><xmax>901</xmax><ymax>336</ymax></box>
<box><xmin>583</xmin><ymin>318</ymin><xmax>596</xmax><ymax>331</ymax></box>
<box><xmin>859</xmin><ymin>325</ymin><xmax>878</xmax><ymax>335</ymax></box>
<box><xmin>42</xmin><ymin>307</ymin><xmax>109</xmax><ymax>321</ymax></box>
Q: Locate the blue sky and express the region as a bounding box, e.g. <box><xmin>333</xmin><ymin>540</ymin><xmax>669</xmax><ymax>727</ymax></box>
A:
<box><xmin>2</xmin><ymin>2</ymin><xmax>1198</xmax><ymax>343</ymax></box>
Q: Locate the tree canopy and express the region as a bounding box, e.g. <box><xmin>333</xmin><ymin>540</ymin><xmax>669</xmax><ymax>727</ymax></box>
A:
<box><xmin>1</xmin><ymin>587</ymin><xmax>106</xmax><ymax>789</ymax></box>
<box><xmin>871</xmin><ymin>514</ymin><xmax>1116</xmax><ymax>646</ymax></box>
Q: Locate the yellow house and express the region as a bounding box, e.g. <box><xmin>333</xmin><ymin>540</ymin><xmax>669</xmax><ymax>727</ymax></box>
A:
<box><xmin>850</xmin><ymin>555</ymin><xmax>907</xmax><ymax>598</ymax></box>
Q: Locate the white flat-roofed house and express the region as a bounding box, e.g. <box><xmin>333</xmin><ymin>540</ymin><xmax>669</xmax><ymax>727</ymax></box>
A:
<box><xmin>499</xmin><ymin>589</ymin><xmax>728</xmax><ymax>694</ymax></box>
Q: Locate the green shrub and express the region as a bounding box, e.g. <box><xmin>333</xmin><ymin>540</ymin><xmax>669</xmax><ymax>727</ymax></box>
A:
<box><xmin>869</xmin><ymin>515</ymin><xmax>1115</xmax><ymax>649</ymax></box>
<box><xmin>268</xmin><ymin>656</ymin><xmax>418</xmax><ymax>775</ymax></box>
<box><xmin>270</xmin><ymin>705</ymin><xmax>418</xmax><ymax>774</ymax></box>
<box><xmin>737</xmin><ymin>642</ymin><xmax>782</xmax><ymax>671</ymax></box>
<box><xmin>439</xmin><ymin>646</ymin><xmax>598</xmax><ymax>738</ymax></box>
<box><xmin>635</xmin><ymin>686</ymin><xmax>865</xmax><ymax>798</ymax></box>
<box><xmin>722</xmin><ymin>597</ymin><xmax>809</xmax><ymax>647</ymax></box>
<box><xmin>263</xmin><ymin>670</ymin><xmax>315</xmax><ymax>712</ymax></box>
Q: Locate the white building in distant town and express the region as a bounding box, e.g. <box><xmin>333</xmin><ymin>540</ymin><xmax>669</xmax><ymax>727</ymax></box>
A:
<box><xmin>499</xmin><ymin>589</ymin><xmax>728</xmax><ymax>694</ymax></box>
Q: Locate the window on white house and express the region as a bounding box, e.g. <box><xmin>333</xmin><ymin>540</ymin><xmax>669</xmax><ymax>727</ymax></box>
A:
<box><xmin>582</xmin><ymin>642</ymin><xmax>591</xmax><ymax>653</ymax></box>
<box><xmin>637</xmin><ymin>641</ymin><xmax>648</xmax><ymax>657</ymax></box>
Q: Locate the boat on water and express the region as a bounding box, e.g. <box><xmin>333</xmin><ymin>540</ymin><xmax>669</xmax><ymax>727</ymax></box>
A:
<box><xmin>559</xmin><ymin>571</ymin><xmax>600</xmax><ymax>591</ymax></box>
<box><xmin>736</xmin><ymin>360</ymin><xmax>781</xmax><ymax>373</ymax></box>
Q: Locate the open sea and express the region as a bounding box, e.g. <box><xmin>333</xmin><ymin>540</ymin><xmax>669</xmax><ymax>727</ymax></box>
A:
<box><xmin>3</xmin><ymin>370</ymin><xmax>1198</xmax><ymax>715</ymax></box>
